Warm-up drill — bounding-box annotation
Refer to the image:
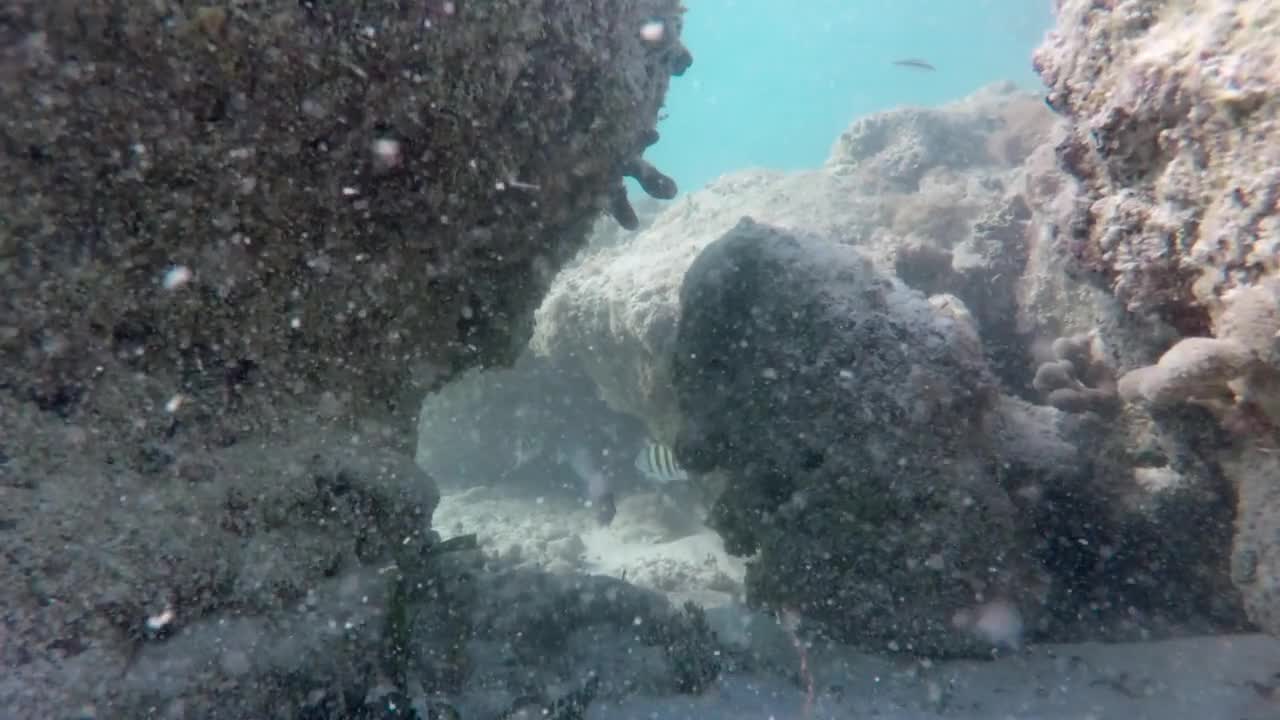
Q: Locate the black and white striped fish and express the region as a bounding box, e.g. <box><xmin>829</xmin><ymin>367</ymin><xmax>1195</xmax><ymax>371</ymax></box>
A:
<box><xmin>634</xmin><ymin>441</ymin><xmax>690</xmax><ymax>485</ymax></box>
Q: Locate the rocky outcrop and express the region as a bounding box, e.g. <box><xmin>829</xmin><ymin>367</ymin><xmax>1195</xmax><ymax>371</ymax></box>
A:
<box><xmin>0</xmin><ymin>0</ymin><xmax>690</xmax><ymax>459</ymax></box>
<box><xmin>0</xmin><ymin>402</ymin><xmax>442</xmax><ymax>716</ymax></box>
<box><xmin>534</xmin><ymin>82</ymin><xmax>1056</xmax><ymax>443</ymax></box>
<box><xmin>531</xmin><ymin>81</ymin><xmax>1248</xmax><ymax>652</ymax></box>
<box><xmin>0</xmin><ymin>1</ymin><xmax>693</xmax><ymax>714</ymax></box>
<box><xmin>671</xmin><ymin>219</ymin><xmax>1043</xmax><ymax>657</ymax></box>
<box><xmin>1034</xmin><ymin>0</ymin><xmax>1280</xmax><ymax>635</ymax></box>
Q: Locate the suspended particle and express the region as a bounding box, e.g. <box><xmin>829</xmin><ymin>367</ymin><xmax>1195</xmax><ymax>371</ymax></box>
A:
<box><xmin>162</xmin><ymin>265</ymin><xmax>193</xmax><ymax>291</ymax></box>
<box><xmin>640</xmin><ymin>20</ymin><xmax>665</xmax><ymax>43</ymax></box>
<box><xmin>371</xmin><ymin>137</ymin><xmax>401</xmax><ymax>169</ymax></box>
<box><xmin>145</xmin><ymin>607</ymin><xmax>175</xmax><ymax>632</ymax></box>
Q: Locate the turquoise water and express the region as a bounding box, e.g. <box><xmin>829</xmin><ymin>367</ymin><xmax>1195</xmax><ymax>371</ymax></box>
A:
<box><xmin>645</xmin><ymin>0</ymin><xmax>1055</xmax><ymax>195</ymax></box>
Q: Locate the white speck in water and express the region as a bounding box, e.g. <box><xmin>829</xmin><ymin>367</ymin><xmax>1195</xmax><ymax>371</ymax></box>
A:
<box><xmin>290</xmin><ymin>317</ymin><xmax>302</xmax><ymax>330</ymax></box>
<box><xmin>342</xmin><ymin>186</ymin><xmax>359</xmax><ymax>197</ymax></box>
<box><xmin>954</xmin><ymin>598</ymin><xmax>1024</xmax><ymax>650</ymax></box>
<box><xmin>371</xmin><ymin>137</ymin><xmax>401</xmax><ymax>168</ymax></box>
<box><xmin>145</xmin><ymin>607</ymin><xmax>175</xmax><ymax>631</ymax></box>
<box><xmin>761</xmin><ymin>367</ymin><xmax>779</xmax><ymax>380</ymax></box>
<box><xmin>162</xmin><ymin>265</ymin><xmax>193</xmax><ymax>290</ymax></box>
<box><xmin>640</xmin><ymin>20</ymin><xmax>666</xmax><ymax>43</ymax></box>
<box><xmin>164</xmin><ymin>395</ymin><xmax>185</xmax><ymax>414</ymax></box>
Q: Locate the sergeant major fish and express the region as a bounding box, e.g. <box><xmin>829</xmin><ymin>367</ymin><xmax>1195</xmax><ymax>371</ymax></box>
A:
<box><xmin>634</xmin><ymin>441</ymin><xmax>690</xmax><ymax>485</ymax></box>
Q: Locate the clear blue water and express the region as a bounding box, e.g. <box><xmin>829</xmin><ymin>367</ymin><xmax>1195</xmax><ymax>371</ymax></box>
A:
<box><xmin>644</xmin><ymin>0</ymin><xmax>1055</xmax><ymax>195</ymax></box>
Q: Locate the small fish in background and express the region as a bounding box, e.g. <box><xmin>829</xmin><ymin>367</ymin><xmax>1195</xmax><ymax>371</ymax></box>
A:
<box><xmin>561</xmin><ymin>443</ymin><xmax>617</xmax><ymax>526</ymax></box>
<box><xmin>892</xmin><ymin>57</ymin><xmax>937</xmax><ymax>72</ymax></box>
<box><xmin>634</xmin><ymin>441</ymin><xmax>690</xmax><ymax>485</ymax></box>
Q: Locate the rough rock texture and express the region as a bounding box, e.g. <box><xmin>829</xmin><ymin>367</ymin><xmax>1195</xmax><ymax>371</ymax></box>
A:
<box><xmin>1034</xmin><ymin>0</ymin><xmax>1280</xmax><ymax>429</ymax></box>
<box><xmin>458</xmin><ymin>571</ymin><xmax>723</xmax><ymax>718</ymax></box>
<box><xmin>0</xmin><ymin>401</ymin><xmax>442</xmax><ymax>717</ymax></box>
<box><xmin>1</xmin><ymin>398</ymin><xmax>722</xmax><ymax>720</ymax></box>
<box><xmin>0</xmin><ymin>2</ymin><xmax>694</xmax><ymax>714</ymax></box>
<box><xmin>1034</xmin><ymin>0</ymin><xmax>1280</xmax><ymax>635</ymax></box>
<box><xmin>534</xmin><ymin>83</ymin><xmax>1056</xmax><ymax>444</ymax></box>
<box><xmin>1035</xmin><ymin>0</ymin><xmax>1278</xmax><ymax>337</ymax></box>
<box><xmin>0</xmin><ymin>0</ymin><xmax>691</xmax><ymax>458</ymax></box>
<box><xmin>531</xmin><ymin>82</ymin><xmax>1249</xmax><ymax>651</ymax></box>
<box><xmin>671</xmin><ymin>219</ymin><xmax>1044</xmax><ymax>657</ymax></box>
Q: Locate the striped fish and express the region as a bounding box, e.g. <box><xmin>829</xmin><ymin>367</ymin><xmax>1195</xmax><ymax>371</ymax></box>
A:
<box><xmin>634</xmin><ymin>441</ymin><xmax>690</xmax><ymax>485</ymax></box>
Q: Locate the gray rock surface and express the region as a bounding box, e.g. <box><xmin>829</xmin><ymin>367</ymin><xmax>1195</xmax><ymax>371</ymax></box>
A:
<box><xmin>0</xmin><ymin>0</ymin><xmax>690</xmax><ymax>459</ymax></box>
<box><xmin>0</xmin><ymin>400</ymin><xmax>440</xmax><ymax>716</ymax></box>
<box><xmin>670</xmin><ymin>218</ymin><xmax>1037</xmax><ymax>657</ymax></box>
<box><xmin>0</xmin><ymin>2</ymin><xmax>693</xmax><ymax>714</ymax></box>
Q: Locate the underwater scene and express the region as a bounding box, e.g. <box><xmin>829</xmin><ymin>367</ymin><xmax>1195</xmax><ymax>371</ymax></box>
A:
<box><xmin>2</xmin><ymin>0</ymin><xmax>1280</xmax><ymax>718</ymax></box>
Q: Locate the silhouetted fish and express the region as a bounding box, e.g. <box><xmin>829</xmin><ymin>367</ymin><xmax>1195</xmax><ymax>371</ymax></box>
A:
<box><xmin>892</xmin><ymin>58</ymin><xmax>936</xmax><ymax>71</ymax></box>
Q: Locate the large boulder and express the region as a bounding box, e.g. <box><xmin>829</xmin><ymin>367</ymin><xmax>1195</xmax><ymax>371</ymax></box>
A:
<box><xmin>670</xmin><ymin>218</ymin><xmax>1040</xmax><ymax>657</ymax></box>
<box><xmin>0</xmin><ymin>0</ymin><xmax>691</xmax><ymax>459</ymax></box>
<box><xmin>0</xmin><ymin>1</ymin><xmax>693</xmax><ymax>714</ymax></box>
<box><xmin>1034</xmin><ymin>0</ymin><xmax>1280</xmax><ymax>634</ymax></box>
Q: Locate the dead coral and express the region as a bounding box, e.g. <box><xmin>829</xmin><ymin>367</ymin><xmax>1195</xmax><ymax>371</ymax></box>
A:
<box><xmin>895</xmin><ymin>240</ymin><xmax>955</xmax><ymax>291</ymax></box>
<box><xmin>890</xmin><ymin>188</ymin><xmax>978</xmax><ymax>248</ymax></box>
<box><xmin>1118</xmin><ymin>337</ymin><xmax>1256</xmax><ymax>408</ymax></box>
<box><xmin>984</xmin><ymin>93</ymin><xmax>1057</xmax><ymax>168</ymax></box>
<box><xmin>1034</xmin><ymin>0</ymin><xmax>1280</xmax><ymax>332</ymax></box>
<box><xmin>1118</xmin><ymin>280</ymin><xmax>1280</xmax><ymax>436</ymax></box>
<box><xmin>1032</xmin><ymin>331</ymin><xmax>1120</xmax><ymax>415</ymax></box>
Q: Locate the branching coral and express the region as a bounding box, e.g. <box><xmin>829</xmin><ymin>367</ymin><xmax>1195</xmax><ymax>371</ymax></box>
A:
<box><xmin>1033</xmin><ymin>331</ymin><xmax>1120</xmax><ymax>415</ymax></box>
